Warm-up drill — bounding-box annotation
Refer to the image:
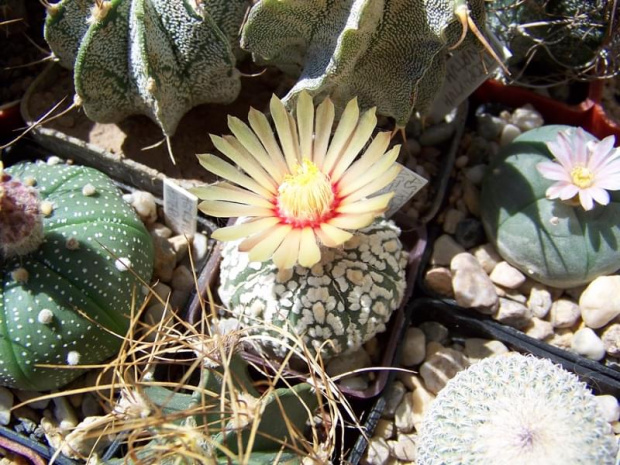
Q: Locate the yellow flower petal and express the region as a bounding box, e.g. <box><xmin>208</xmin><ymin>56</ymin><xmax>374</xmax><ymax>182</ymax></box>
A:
<box><xmin>198</xmin><ymin>200</ymin><xmax>273</xmax><ymax>218</ymax></box>
<box><xmin>191</xmin><ymin>182</ymin><xmax>273</xmax><ymax>208</ymax></box>
<box><xmin>296</xmin><ymin>91</ymin><xmax>314</xmax><ymax>160</ymax></box>
<box><xmin>248</xmin><ymin>107</ymin><xmax>289</xmax><ymax>174</ymax></box>
<box><xmin>337</xmin><ymin>132</ymin><xmax>392</xmax><ymax>192</ymax></box>
<box><xmin>227</xmin><ymin>116</ymin><xmax>287</xmax><ymax>183</ymax></box>
<box><xmin>337</xmin><ymin>192</ymin><xmax>394</xmax><ymax>214</ymax></box>
<box><xmin>298</xmin><ymin>227</ymin><xmax>321</xmax><ymax>268</ymax></box>
<box><xmin>270</xmin><ymin>94</ymin><xmax>300</xmax><ymax>172</ymax></box>
<box><xmin>316</xmin><ymin>223</ymin><xmax>353</xmax><ymax>247</ymax></box>
<box><xmin>330</xmin><ymin>107</ymin><xmax>377</xmax><ymax>182</ymax></box>
<box><xmin>327</xmin><ymin>213</ymin><xmax>375</xmax><ymax>230</ymax></box>
<box><xmin>341</xmin><ymin>164</ymin><xmax>402</xmax><ymax>204</ymax></box>
<box><xmin>312</xmin><ymin>97</ymin><xmax>335</xmax><ymax>167</ymax></box>
<box><xmin>211</xmin><ymin>135</ymin><xmax>277</xmax><ymax>194</ymax></box>
<box><xmin>321</xmin><ymin>97</ymin><xmax>360</xmax><ymax>174</ymax></box>
<box><xmin>243</xmin><ymin>224</ymin><xmax>293</xmax><ymax>262</ymax></box>
<box><xmin>197</xmin><ymin>154</ymin><xmax>273</xmax><ymax>198</ymax></box>
<box><xmin>211</xmin><ymin>217</ymin><xmax>281</xmax><ymax>241</ymax></box>
<box><xmin>339</xmin><ymin>145</ymin><xmax>399</xmax><ymax>197</ymax></box>
<box><xmin>272</xmin><ymin>228</ymin><xmax>302</xmax><ymax>269</ymax></box>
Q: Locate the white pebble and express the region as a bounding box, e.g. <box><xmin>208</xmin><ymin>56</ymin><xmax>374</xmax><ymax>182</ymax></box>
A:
<box><xmin>489</xmin><ymin>261</ymin><xmax>526</xmax><ymax>289</ymax></box>
<box><xmin>38</xmin><ymin>309</ymin><xmax>54</xmax><ymax>324</ymax></box>
<box><xmin>549</xmin><ymin>299</ymin><xmax>581</xmax><ymax>328</ymax></box>
<box><xmin>579</xmin><ymin>276</ymin><xmax>620</xmax><ymax>329</ymax></box>
<box><xmin>394</xmin><ymin>393</ymin><xmax>416</xmax><ymax>433</ymax></box>
<box><xmin>431</xmin><ymin>235</ymin><xmax>466</xmax><ymax>266</ymax></box>
<box><xmin>401</xmin><ymin>327</ymin><xmax>426</xmax><ymax>366</ymax></box>
<box><xmin>499</xmin><ymin>123</ymin><xmax>521</xmax><ymax>146</ymax></box>
<box><xmin>451</xmin><ymin>253</ymin><xmax>499</xmax><ymax>314</ymax></box>
<box><xmin>191</xmin><ymin>232</ymin><xmax>209</xmax><ymax>264</ymax></box>
<box><xmin>595</xmin><ymin>395</ymin><xmax>620</xmax><ymax>423</ymax></box>
<box><xmin>464</xmin><ymin>338</ymin><xmax>509</xmax><ymax>362</ymax></box>
<box><xmin>362</xmin><ymin>437</ymin><xmax>390</xmax><ymax>465</ymax></box>
<box><xmin>511</xmin><ymin>105</ymin><xmax>544</xmax><ymax>132</ymax></box>
<box><xmin>524</xmin><ymin>317</ymin><xmax>555</xmax><ymax>340</ymax></box>
<box><xmin>126</xmin><ymin>191</ymin><xmax>158</xmax><ymax>224</ymax></box>
<box><xmin>571</xmin><ymin>327</ymin><xmax>606</xmax><ymax>361</ymax></box>
<box><xmin>46</xmin><ymin>156</ymin><xmax>62</xmax><ymax>165</ymax></box>
<box><xmin>53</xmin><ymin>397</ymin><xmax>78</xmax><ymax>430</ymax></box>
<box><xmin>527</xmin><ymin>285</ymin><xmax>552</xmax><ymax>319</ymax></box>
<box><xmin>0</xmin><ymin>387</ymin><xmax>14</xmax><ymax>426</ymax></box>
<box><xmin>471</xmin><ymin>243</ymin><xmax>502</xmax><ymax>274</ymax></box>
<box><xmin>419</xmin><ymin>347</ymin><xmax>470</xmax><ymax>395</ymax></box>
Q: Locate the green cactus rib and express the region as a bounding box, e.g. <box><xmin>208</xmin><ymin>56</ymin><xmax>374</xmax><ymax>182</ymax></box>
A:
<box><xmin>0</xmin><ymin>162</ymin><xmax>153</xmax><ymax>391</ymax></box>
<box><xmin>241</xmin><ymin>0</ymin><xmax>488</xmax><ymax>125</ymax></box>
<box><xmin>481</xmin><ymin>125</ymin><xmax>620</xmax><ymax>288</ymax></box>
<box><xmin>44</xmin><ymin>0</ymin><xmax>245</xmax><ymax>137</ymax></box>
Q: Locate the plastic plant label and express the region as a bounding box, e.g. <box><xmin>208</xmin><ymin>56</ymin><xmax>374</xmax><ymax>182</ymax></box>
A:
<box><xmin>379</xmin><ymin>163</ymin><xmax>428</xmax><ymax>218</ymax></box>
<box><xmin>429</xmin><ymin>30</ymin><xmax>511</xmax><ymax>122</ymax></box>
<box><xmin>163</xmin><ymin>178</ymin><xmax>198</xmax><ymax>237</ymax></box>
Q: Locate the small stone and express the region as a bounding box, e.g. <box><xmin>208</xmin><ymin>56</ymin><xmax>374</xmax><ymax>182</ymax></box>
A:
<box><xmin>339</xmin><ymin>376</ymin><xmax>369</xmax><ymax>391</ymax></box>
<box><xmin>63</xmin><ymin>416</ymin><xmax>113</xmax><ymax>459</ymax></box>
<box><xmin>527</xmin><ymin>285</ymin><xmax>552</xmax><ymax>319</ymax></box>
<box><xmin>571</xmin><ymin>328</ymin><xmax>606</xmax><ymax>361</ymax></box>
<box><xmin>382</xmin><ymin>381</ymin><xmax>407</xmax><ymax>420</ymax></box>
<box><xmin>418</xmin><ymin>322</ymin><xmax>449</xmax><ymax>345</ymax></box>
<box><xmin>149</xmin><ymin>222</ymin><xmax>173</xmax><ymax>239</ymax></box>
<box><xmin>489</xmin><ymin>262</ymin><xmax>526</xmax><ymax>289</ymax></box>
<box><xmin>191</xmin><ymin>232</ymin><xmax>209</xmax><ymax>264</ymax></box>
<box><xmin>476</xmin><ymin>113</ymin><xmax>505</xmax><ymax>140</ymax></box>
<box><xmin>493</xmin><ymin>297</ymin><xmax>532</xmax><ymax>329</ymax></box>
<box><xmin>420</xmin><ymin>121</ymin><xmax>455</xmax><ymax>146</ymax></box>
<box><xmin>168</xmin><ymin>235</ymin><xmax>190</xmax><ymax>260</ymax></box>
<box><xmin>430</xmin><ymin>234</ymin><xmax>466</xmax><ymax>266</ymax></box>
<box><xmin>126</xmin><ymin>191</ymin><xmax>158</xmax><ymax>224</ymax></box>
<box><xmin>442</xmin><ymin>208</ymin><xmax>466</xmax><ymax>234</ymax></box>
<box><xmin>549</xmin><ymin>299</ymin><xmax>581</xmax><ymax>328</ymax></box>
<box><xmin>0</xmin><ymin>387</ymin><xmax>14</xmax><ymax>425</ymax></box>
<box><xmin>511</xmin><ymin>105</ymin><xmax>544</xmax><ymax>132</ymax></box>
<box><xmin>462</xmin><ymin>181</ymin><xmax>480</xmax><ymax>218</ymax></box>
<box><xmin>419</xmin><ymin>348</ymin><xmax>470</xmax><ymax>395</ymax></box>
<box><xmin>364</xmin><ymin>337</ymin><xmax>381</xmax><ymax>363</ymax></box>
<box><xmin>454</xmin><ymin>155</ymin><xmax>469</xmax><ymax>169</ymax></box>
<box><xmin>424</xmin><ymin>267</ymin><xmax>454</xmax><ymax>297</ymax></box>
<box><xmin>464</xmin><ymin>164</ymin><xmax>487</xmax><ymax>185</ymax></box>
<box><xmin>594</xmin><ymin>395</ymin><xmax>620</xmax><ymax>423</ymax></box>
<box><xmin>545</xmin><ymin>328</ymin><xmax>574</xmax><ymax>350</ymax></box>
<box><xmin>411</xmin><ymin>384</ymin><xmax>436</xmax><ymax>430</ymax></box>
<box><xmin>14</xmin><ymin>390</ymin><xmax>49</xmax><ymax>410</ymax></box>
<box><xmin>454</xmin><ymin>218</ymin><xmax>485</xmax><ymax>249</ymax></box>
<box><xmin>53</xmin><ymin>397</ymin><xmax>78</xmax><ymax>430</ymax></box>
<box><xmin>171</xmin><ymin>265</ymin><xmax>194</xmax><ymax>293</ymax></box>
<box><xmin>471</xmin><ymin>243</ymin><xmax>502</xmax><ymax>274</ymax></box>
<box><xmin>401</xmin><ymin>327</ymin><xmax>426</xmax><ymax>366</ymax></box>
<box><xmin>374</xmin><ymin>418</ymin><xmax>395</xmax><ymax>440</ymax></box>
<box><xmin>500</xmin><ymin>288</ymin><xmax>527</xmax><ymax>303</ymax></box>
<box><xmin>362</xmin><ymin>437</ymin><xmax>390</xmax><ymax>465</ymax></box>
<box><xmin>388</xmin><ymin>433</ymin><xmax>417</xmax><ymax>462</ymax></box>
<box><xmin>524</xmin><ymin>317</ymin><xmax>555</xmax><ymax>340</ymax></box>
<box><xmin>579</xmin><ymin>276</ymin><xmax>620</xmax><ymax>329</ymax></box>
<box><xmin>463</xmin><ymin>338</ymin><xmax>509</xmax><ymax>362</ymax></box>
<box><xmin>150</xmin><ymin>282</ymin><xmax>172</xmax><ymax>303</ymax></box>
<box><xmin>152</xmin><ymin>235</ymin><xmax>177</xmax><ymax>283</ymax></box>
<box><xmin>425</xmin><ymin>341</ymin><xmax>444</xmax><ymax>358</ymax></box>
<box><xmin>143</xmin><ymin>303</ymin><xmax>167</xmax><ymax>328</ymax></box>
<box><xmin>394</xmin><ymin>393</ymin><xmax>416</xmax><ymax>433</ymax></box>
<box><xmin>326</xmin><ymin>347</ymin><xmax>371</xmax><ymax>377</ymax></box>
<box><xmin>81</xmin><ymin>395</ymin><xmax>103</xmax><ymax>418</ymax></box>
<box><xmin>601</xmin><ymin>324</ymin><xmax>620</xmax><ymax>357</ymax></box>
<box><xmin>407</xmin><ymin>138</ymin><xmax>421</xmax><ymax>156</ymax></box>
<box><xmin>499</xmin><ymin>123</ymin><xmax>521</xmax><ymax>146</ymax></box>
<box><xmin>451</xmin><ymin>253</ymin><xmax>499</xmax><ymax>314</ymax></box>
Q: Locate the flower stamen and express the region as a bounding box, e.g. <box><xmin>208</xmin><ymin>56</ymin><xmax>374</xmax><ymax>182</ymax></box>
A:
<box><xmin>570</xmin><ymin>166</ymin><xmax>594</xmax><ymax>189</ymax></box>
<box><xmin>277</xmin><ymin>158</ymin><xmax>335</xmax><ymax>226</ymax></box>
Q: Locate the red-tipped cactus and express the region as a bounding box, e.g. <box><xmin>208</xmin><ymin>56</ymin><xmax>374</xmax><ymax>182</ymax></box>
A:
<box><xmin>0</xmin><ymin>160</ymin><xmax>153</xmax><ymax>390</ymax></box>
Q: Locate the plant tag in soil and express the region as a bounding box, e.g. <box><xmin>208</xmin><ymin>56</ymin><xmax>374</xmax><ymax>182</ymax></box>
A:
<box><xmin>379</xmin><ymin>163</ymin><xmax>428</xmax><ymax>218</ymax></box>
<box><xmin>163</xmin><ymin>178</ymin><xmax>198</xmax><ymax>237</ymax></box>
<box><xmin>428</xmin><ymin>30</ymin><xmax>511</xmax><ymax>122</ymax></box>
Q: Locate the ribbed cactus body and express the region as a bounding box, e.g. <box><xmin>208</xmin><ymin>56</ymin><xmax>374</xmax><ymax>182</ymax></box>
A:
<box><xmin>241</xmin><ymin>0</ymin><xmax>488</xmax><ymax>125</ymax></box>
<box><xmin>0</xmin><ymin>161</ymin><xmax>153</xmax><ymax>390</ymax></box>
<box><xmin>218</xmin><ymin>219</ymin><xmax>408</xmax><ymax>360</ymax></box>
<box><xmin>417</xmin><ymin>354</ymin><xmax>618</xmax><ymax>465</ymax></box>
<box><xmin>480</xmin><ymin>125</ymin><xmax>620</xmax><ymax>288</ymax></box>
<box><xmin>44</xmin><ymin>0</ymin><xmax>246</xmax><ymax>137</ymax></box>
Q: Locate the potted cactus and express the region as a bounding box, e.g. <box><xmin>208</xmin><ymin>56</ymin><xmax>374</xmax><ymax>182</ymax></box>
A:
<box><xmin>0</xmin><ymin>158</ymin><xmax>154</xmax><ymax>391</ymax></box>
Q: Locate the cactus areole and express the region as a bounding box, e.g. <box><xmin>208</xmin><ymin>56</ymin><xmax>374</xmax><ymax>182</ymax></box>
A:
<box><xmin>0</xmin><ymin>161</ymin><xmax>154</xmax><ymax>390</ymax></box>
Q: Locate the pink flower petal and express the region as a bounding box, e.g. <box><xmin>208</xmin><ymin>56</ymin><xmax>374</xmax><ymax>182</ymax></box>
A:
<box><xmin>558</xmin><ymin>183</ymin><xmax>579</xmax><ymax>200</ymax></box>
<box><xmin>546</xmin><ymin>182</ymin><xmax>571</xmax><ymax>199</ymax></box>
<box><xmin>546</xmin><ymin>139</ymin><xmax>573</xmax><ymax>168</ymax></box>
<box><xmin>593</xmin><ymin>171</ymin><xmax>620</xmax><ymax>190</ymax></box>
<box><xmin>586</xmin><ymin>187</ymin><xmax>610</xmax><ymax>206</ymax></box>
<box><xmin>536</xmin><ymin>161</ymin><xmax>571</xmax><ymax>182</ymax></box>
<box><xmin>587</xmin><ymin>136</ymin><xmax>617</xmax><ymax>172</ymax></box>
<box><xmin>572</xmin><ymin>128</ymin><xmax>588</xmax><ymax>166</ymax></box>
<box><xmin>578</xmin><ymin>190</ymin><xmax>594</xmax><ymax>211</ymax></box>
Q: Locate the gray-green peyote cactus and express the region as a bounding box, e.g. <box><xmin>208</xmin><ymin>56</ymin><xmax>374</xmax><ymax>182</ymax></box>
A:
<box><xmin>480</xmin><ymin>125</ymin><xmax>620</xmax><ymax>288</ymax></box>
<box><xmin>43</xmin><ymin>0</ymin><xmax>248</xmax><ymax>139</ymax></box>
<box><xmin>417</xmin><ymin>354</ymin><xmax>618</xmax><ymax>464</ymax></box>
<box><xmin>218</xmin><ymin>219</ymin><xmax>408</xmax><ymax>360</ymax></box>
<box><xmin>241</xmin><ymin>0</ymin><xmax>497</xmax><ymax>125</ymax></box>
<box><xmin>0</xmin><ymin>160</ymin><xmax>153</xmax><ymax>390</ymax></box>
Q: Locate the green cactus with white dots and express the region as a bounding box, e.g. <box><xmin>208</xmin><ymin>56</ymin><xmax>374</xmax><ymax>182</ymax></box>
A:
<box><xmin>218</xmin><ymin>219</ymin><xmax>408</xmax><ymax>360</ymax></box>
<box><xmin>241</xmin><ymin>0</ymin><xmax>496</xmax><ymax>125</ymax></box>
<box><xmin>0</xmin><ymin>160</ymin><xmax>153</xmax><ymax>390</ymax></box>
<box><xmin>43</xmin><ymin>0</ymin><xmax>248</xmax><ymax>138</ymax></box>
<box><xmin>480</xmin><ymin>125</ymin><xmax>620</xmax><ymax>288</ymax></box>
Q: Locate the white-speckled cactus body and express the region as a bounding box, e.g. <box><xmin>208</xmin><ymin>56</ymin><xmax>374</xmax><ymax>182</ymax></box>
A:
<box><xmin>0</xmin><ymin>161</ymin><xmax>154</xmax><ymax>390</ymax></box>
<box><xmin>218</xmin><ymin>219</ymin><xmax>408</xmax><ymax>359</ymax></box>
<box><xmin>417</xmin><ymin>354</ymin><xmax>618</xmax><ymax>464</ymax></box>
<box><xmin>241</xmin><ymin>0</ymin><xmax>488</xmax><ymax>124</ymax></box>
<box><xmin>44</xmin><ymin>0</ymin><xmax>246</xmax><ymax>137</ymax></box>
